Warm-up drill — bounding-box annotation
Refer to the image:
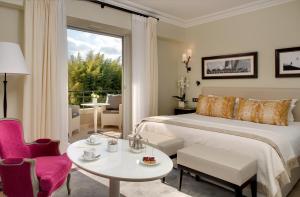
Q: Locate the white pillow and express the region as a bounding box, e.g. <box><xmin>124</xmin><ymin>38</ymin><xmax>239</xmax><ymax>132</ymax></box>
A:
<box><xmin>289</xmin><ymin>99</ymin><xmax>298</xmax><ymax>122</ymax></box>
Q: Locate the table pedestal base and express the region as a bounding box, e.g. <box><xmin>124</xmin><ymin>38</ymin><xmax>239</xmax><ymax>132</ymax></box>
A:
<box><xmin>109</xmin><ymin>179</ymin><xmax>120</xmax><ymax>197</ymax></box>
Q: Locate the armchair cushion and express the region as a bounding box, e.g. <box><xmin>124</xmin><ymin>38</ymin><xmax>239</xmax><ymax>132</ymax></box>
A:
<box><xmin>106</xmin><ymin>94</ymin><xmax>122</xmax><ymax>110</ymax></box>
<box><xmin>36</xmin><ymin>153</ymin><xmax>72</xmax><ymax>193</ymax></box>
<box><xmin>2</xmin><ymin>158</ymin><xmax>24</xmax><ymax>165</ymax></box>
<box><xmin>0</xmin><ymin>119</ymin><xmax>31</xmax><ymax>159</ymax></box>
<box><xmin>35</xmin><ymin>139</ymin><xmax>52</xmax><ymax>144</ymax></box>
<box><xmin>28</xmin><ymin>139</ymin><xmax>60</xmax><ymax>158</ymax></box>
<box><xmin>69</xmin><ymin>105</ymin><xmax>80</xmax><ymax>118</ymax></box>
<box><xmin>103</xmin><ymin>110</ymin><xmax>120</xmax><ymax>114</ymax></box>
<box><xmin>72</xmin><ymin>111</ymin><xmax>80</xmax><ymax>118</ymax></box>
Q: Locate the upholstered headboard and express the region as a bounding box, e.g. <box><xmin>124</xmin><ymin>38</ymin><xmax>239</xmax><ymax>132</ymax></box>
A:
<box><xmin>202</xmin><ymin>87</ymin><xmax>300</xmax><ymax>122</ymax></box>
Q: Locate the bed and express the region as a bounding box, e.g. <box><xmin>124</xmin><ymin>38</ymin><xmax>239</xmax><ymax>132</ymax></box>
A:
<box><xmin>137</xmin><ymin>87</ymin><xmax>300</xmax><ymax>197</ymax></box>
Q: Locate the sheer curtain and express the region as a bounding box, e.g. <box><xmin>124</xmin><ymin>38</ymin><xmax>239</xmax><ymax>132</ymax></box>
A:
<box><xmin>23</xmin><ymin>0</ymin><xmax>68</xmax><ymax>151</ymax></box>
<box><xmin>131</xmin><ymin>15</ymin><xmax>158</xmax><ymax>128</ymax></box>
<box><xmin>122</xmin><ymin>34</ymin><xmax>132</xmax><ymax>138</ymax></box>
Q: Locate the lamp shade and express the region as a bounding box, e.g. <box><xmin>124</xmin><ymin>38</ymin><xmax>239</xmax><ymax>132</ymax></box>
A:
<box><xmin>0</xmin><ymin>42</ymin><xmax>29</xmax><ymax>75</ymax></box>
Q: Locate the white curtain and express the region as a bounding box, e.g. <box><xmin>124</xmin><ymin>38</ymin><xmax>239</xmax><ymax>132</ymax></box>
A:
<box><xmin>23</xmin><ymin>0</ymin><xmax>68</xmax><ymax>152</ymax></box>
<box><xmin>122</xmin><ymin>34</ymin><xmax>132</xmax><ymax>138</ymax></box>
<box><xmin>132</xmin><ymin>15</ymin><xmax>158</xmax><ymax>128</ymax></box>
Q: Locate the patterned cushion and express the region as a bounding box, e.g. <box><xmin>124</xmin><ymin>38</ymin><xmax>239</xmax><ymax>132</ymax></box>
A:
<box><xmin>196</xmin><ymin>95</ymin><xmax>236</xmax><ymax>119</ymax></box>
<box><xmin>236</xmin><ymin>98</ymin><xmax>291</xmax><ymax>126</ymax></box>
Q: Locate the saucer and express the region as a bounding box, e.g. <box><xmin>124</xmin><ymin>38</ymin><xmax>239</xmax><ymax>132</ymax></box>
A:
<box><xmin>140</xmin><ymin>157</ymin><xmax>160</xmax><ymax>166</ymax></box>
<box><xmin>79</xmin><ymin>154</ymin><xmax>101</xmax><ymax>161</ymax></box>
<box><xmin>85</xmin><ymin>138</ymin><xmax>101</xmax><ymax>145</ymax></box>
<box><xmin>129</xmin><ymin>148</ymin><xmax>144</xmax><ymax>154</ymax></box>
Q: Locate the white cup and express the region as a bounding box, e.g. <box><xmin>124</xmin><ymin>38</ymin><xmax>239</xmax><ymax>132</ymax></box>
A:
<box><xmin>89</xmin><ymin>135</ymin><xmax>98</xmax><ymax>144</ymax></box>
<box><xmin>107</xmin><ymin>139</ymin><xmax>118</xmax><ymax>152</ymax></box>
<box><xmin>107</xmin><ymin>143</ymin><xmax>118</xmax><ymax>152</ymax></box>
<box><xmin>83</xmin><ymin>149</ymin><xmax>95</xmax><ymax>160</ymax></box>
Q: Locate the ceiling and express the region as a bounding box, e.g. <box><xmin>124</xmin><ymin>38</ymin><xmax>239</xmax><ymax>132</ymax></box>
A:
<box><xmin>109</xmin><ymin>0</ymin><xmax>294</xmax><ymax>27</ymax></box>
<box><xmin>119</xmin><ymin>0</ymin><xmax>257</xmax><ymax>20</ymax></box>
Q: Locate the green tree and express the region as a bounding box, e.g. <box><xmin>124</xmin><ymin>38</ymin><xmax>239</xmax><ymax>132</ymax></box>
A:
<box><xmin>68</xmin><ymin>51</ymin><xmax>122</xmax><ymax>105</ymax></box>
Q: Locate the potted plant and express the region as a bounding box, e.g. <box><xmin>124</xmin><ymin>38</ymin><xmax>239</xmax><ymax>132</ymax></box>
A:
<box><xmin>173</xmin><ymin>94</ymin><xmax>186</xmax><ymax>108</ymax></box>
<box><xmin>91</xmin><ymin>92</ymin><xmax>99</xmax><ymax>104</ymax></box>
<box><xmin>173</xmin><ymin>76</ymin><xmax>189</xmax><ymax>108</ymax></box>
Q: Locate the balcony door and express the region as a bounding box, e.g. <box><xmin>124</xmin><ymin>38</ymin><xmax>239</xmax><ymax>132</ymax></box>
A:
<box><xmin>67</xmin><ymin>27</ymin><xmax>123</xmax><ymax>142</ymax></box>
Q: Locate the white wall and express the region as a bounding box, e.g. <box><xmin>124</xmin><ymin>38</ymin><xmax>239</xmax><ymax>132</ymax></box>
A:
<box><xmin>183</xmin><ymin>0</ymin><xmax>300</xmax><ymax>101</ymax></box>
<box><xmin>0</xmin><ymin>5</ymin><xmax>24</xmax><ymax>119</ymax></box>
<box><xmin>158</xmin><ymin>38</ymin><xmax>183</xmax><ymax>115</ymax></box>
<box><xmin>2</xmin><ymin>0</ymin><xmax>298</xmax><ymax>118</ymax></box>
<box><xmin>0</xmin><ymin>0</ymin><xmax>185</xmax><ymax>119</ymax></box>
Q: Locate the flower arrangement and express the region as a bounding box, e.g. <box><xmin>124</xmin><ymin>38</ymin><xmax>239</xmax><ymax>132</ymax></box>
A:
<box><xmin>173</xmin><ymin>76</ymin><xmax>189</xmax><ymax>102</ymax></box>
<box><xmin>108</xmin><ymin>138</ymin><xmax>118</xmax><ymax>145</ymax></box>
<box><xmin>173</xmin><ymin>76</ymin><xmax>189</xmax><ymax>108</ymax></box>
<box><xmin>91</xmin><ymin>92</ymin><xmax>99</xmax><ymax>104</ymax></box>
<box><xmin>91</xmin><ymin>92</ymin><xmax>99</xmax><ymax>99</ymax></box>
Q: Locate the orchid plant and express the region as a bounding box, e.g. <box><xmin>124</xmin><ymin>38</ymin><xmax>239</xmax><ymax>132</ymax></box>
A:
<box><xmin>173</xmin><ymin>76</ymin><xmax>189</xmax><ymax>102</ymax></box>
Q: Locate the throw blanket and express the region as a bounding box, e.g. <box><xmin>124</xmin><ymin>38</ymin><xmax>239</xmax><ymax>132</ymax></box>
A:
<box><xmin>137</xmin><ymin>114</ymin><xmax>300</xmax><ymax>197</ymax></box>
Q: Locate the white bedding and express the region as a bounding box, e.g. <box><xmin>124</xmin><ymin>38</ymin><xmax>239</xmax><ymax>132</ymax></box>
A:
<box><xmin>138</xmin><ymin>113</ymin><xmax>300</xmax><ymax>197</ymax></box>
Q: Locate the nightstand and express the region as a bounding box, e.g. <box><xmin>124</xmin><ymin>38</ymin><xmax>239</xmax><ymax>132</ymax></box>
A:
<box><xmin>174</xmin><ymin>108</ymin><xmax>196</xmax><ymax>115</ymax></box>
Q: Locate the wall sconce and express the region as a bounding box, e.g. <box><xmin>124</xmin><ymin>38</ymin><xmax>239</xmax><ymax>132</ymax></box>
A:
<box><xmin>182</xmin><ymin>49</ymin><xmax>192</xmax><ymax>73</ymax></box>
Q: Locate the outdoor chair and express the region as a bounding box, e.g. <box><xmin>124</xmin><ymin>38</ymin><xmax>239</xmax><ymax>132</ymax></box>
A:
<box><xmin>100</xmin><ymin>94</ymin><xmax>122</xmax><ymax>129</ymax></box>
<box><xmin>68</xmin><ymin>105</ymin><xmax>80</xmax><ymax>137</ymax></box>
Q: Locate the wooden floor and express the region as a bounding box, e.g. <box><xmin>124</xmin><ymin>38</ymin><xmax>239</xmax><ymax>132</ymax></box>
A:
<box><xmin>68</xmin><ymin>125</ymin><xmax>122</xmax><ymax>143</ymax></box>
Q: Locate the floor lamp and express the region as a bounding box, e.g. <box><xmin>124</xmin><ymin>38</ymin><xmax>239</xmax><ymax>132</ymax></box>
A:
<box><xmin>0</xmin><ymin>42</ymin><xmax>29</xmax><ymax>118</ymax></box>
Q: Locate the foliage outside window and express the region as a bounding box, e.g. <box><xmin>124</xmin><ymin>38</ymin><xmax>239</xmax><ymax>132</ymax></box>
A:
<box><xmin>68</xmin><ymin>51</ymin><xmax>122</xmax><ymax>105</ymax></box>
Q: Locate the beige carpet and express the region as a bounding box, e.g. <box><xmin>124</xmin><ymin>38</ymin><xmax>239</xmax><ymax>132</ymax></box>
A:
<box><xmin>52</xmin><ymin>169</ymin><xmax>300</xmax><ymax>197</ymax></box>
<box><xmin>54</xmin><ymin>169</ymin><xmax>224</xmax><ymax>197</ymax></box>
<box><xmin>0</xmin><ymin>169</ymin><xmax>299</xmax><ymax>197</ymax></box>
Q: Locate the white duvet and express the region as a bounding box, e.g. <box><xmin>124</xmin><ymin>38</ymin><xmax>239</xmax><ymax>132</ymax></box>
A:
<box><xmin>137</xmin><ymin>113</ymin><xmax>300</xmax><ymax>197</ymax></box>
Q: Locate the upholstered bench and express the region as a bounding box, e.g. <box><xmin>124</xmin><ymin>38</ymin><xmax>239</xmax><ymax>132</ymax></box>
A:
<box><xmin>177</xmin><ymin>144</ymin><xmax>257</xmax><ymax>197</ymax></box>
<box><xmin>140</xmin><ymin>132</ymin><xmax>184</xmax><ymax>183</ymax></box>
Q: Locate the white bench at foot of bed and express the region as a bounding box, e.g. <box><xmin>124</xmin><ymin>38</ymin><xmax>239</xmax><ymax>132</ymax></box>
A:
<box><xmin>177</xmin><ymin>143</ymin><xmax>257</xmax><ymax>197</ymax></box>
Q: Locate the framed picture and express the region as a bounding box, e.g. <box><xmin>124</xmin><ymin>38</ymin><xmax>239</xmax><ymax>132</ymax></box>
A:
<box><xmin>275</xmin><ymin>47</ymin><xmax>300</xmax><ymax>78</ymax></box>
<box><xmin>202</xmin><ymin>52</ymin><xmax>258</xmax><ymax>79</ymax></box>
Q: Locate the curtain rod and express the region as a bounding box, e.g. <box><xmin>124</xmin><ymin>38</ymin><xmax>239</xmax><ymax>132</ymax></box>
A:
<box><xmin>87</xmin><ymin>0</ymin><xmax>159</xmax><ymax>21</ymax></box>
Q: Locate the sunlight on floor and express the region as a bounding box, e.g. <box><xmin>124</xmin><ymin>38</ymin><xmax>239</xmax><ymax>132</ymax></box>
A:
<box><xmin>69</xmin><ymin>126</ymin><xmax>122</xmax><ymax>143</ymax></box>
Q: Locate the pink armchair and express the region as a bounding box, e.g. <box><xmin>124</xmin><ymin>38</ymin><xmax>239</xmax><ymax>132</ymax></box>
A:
<box><xmin>0</xmin><ymin>119</ymin><xmax>72</xmax><ymax>197</ymax></box>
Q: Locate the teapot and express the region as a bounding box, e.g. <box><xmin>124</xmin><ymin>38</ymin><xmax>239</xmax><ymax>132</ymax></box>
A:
<box><xmin>128</xmin><ymin>125</ymin><xmax>148</xmax><ymax>152</ymax></box>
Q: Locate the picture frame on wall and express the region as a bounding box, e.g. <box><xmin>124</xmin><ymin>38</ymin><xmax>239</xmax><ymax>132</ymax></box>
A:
<box><xmin>202</xmin><ymin>52</ymin><xmax>258</xmax><ymax>79</ymax></box>
<box><xmin>275</xmin><ymin>47</ymin><xmax>300</xmax><ymax>78</ymax></box>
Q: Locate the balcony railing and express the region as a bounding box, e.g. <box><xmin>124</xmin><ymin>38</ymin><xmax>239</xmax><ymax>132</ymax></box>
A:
<box><xmin>68</xmin><ymin>90</ymin><xmax>121</xmax><ymax>107</ymax></box>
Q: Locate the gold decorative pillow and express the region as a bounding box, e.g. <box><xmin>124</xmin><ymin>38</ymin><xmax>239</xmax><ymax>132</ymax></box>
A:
<box><xmin>236</xmin><ymin>98</ymin><xmax>291</xmax><ymax>126</ymax></box>
<box><xmin>196</xmin><ymin>95</ymin><xmax>236</xmax><ymax>119</ymax></box>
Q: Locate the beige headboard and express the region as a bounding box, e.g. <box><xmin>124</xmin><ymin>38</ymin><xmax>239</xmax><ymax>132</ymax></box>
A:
<box><xmin>202</xmin><ymin>87</ymin><xmax>300</xmax><ymax>122</ymax></box>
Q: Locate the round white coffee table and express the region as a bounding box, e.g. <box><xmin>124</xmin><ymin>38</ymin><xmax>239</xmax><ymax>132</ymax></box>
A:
<box><xmin>80</xmin><ymin>103</ymin><xmax>109</xmax><ymax>133</ymax></box>
<box><xmin>67</xmin><ymin>138</ymin><xmax>173</xmax><ymax>197</ymax></box>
